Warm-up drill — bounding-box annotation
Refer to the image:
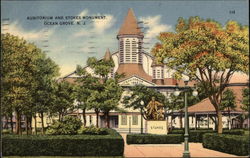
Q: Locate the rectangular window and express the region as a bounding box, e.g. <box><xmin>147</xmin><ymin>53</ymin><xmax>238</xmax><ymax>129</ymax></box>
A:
<box><xmin>132</xmin><ymin>115</ymin><xmax>138</xmax><ymax>125</ymax></box>
<box><xmin>121</xmin><ymin>115</ymin><xmax>127</xmax><ymax>125</ymax></box>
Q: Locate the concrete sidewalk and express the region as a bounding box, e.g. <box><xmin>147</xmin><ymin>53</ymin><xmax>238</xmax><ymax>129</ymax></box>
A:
<box><xmin>122</xmin><ymin>134</ymin><xmax>243</xmax><ymax>158</ymax></box>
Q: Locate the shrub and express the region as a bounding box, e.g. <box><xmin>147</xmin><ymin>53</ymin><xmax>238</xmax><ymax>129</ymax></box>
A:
<box><xmin>127</xmin><ymin>134</ymin><xmax>183</xmax><ymax>144</ymax></box>
<box><xmin>203</xmin><ymin>133</ymin><xmax>249</xmax><ymax>156</ymax></box>
<box><xmin>223</xmin><ymin>129</ymin><xmax>245</xmax><ymax>135</ymax></box>
<box><xmin>2</xmin><ymin>129</ymin><xmax>12</xmax><ymax>134</ymax></box>
<box><xmin>169</xmin><ymin>129</ymin><xmax>184</xmax><ymax>134</ymax></box>
<box><xmin>46</xmin><ymin>116</ymin><xmax>82</xmax><ymax>135</ymax></box>
<box><xmin>169</xmin><ymin>129</ymin><xmax>244</xmax><ymax>142</ymax></box>
<box><xmin>2</xmin><ymin>128</ymin><xmax>124</xmax><ymax>156</ymax></box>
<box><xmin>78</xmin><ymin>125</ymin><xmax>108</xmax><ymax>135</ymax></box>
<box><xmin>189</xmin><ymin>130</ymin><xmax>215</xmax><ymax>142</ymax></box>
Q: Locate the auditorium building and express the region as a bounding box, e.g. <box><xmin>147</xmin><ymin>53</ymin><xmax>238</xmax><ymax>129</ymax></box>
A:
<box><xmin>60</xmin><ymin>8</ymin><xmax>249</xmax><ymax>132</ymax></box>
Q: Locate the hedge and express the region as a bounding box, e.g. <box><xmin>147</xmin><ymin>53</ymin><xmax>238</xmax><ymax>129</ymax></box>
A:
<box><xmin>2</xmin><ymin>128</ymin><xmax>124</xmax><ymax>156</ymax></box>
<box><xmin>127</xmin><ymin>134</ymin><xmax>183</xmax><ymax>144</ymax></box>
<box><xmin>203</xmin><ymin>133</ymin><xmax>249</xmax><ymax>156</ymax></box>
<box><xmin>169</xmin><ymin>129</ymin><xmax>244</xmax><ymax>142</ymax></box>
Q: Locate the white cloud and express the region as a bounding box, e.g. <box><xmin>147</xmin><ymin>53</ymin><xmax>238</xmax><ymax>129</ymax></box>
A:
<box><xmin>78</xmin><ymin>9</ymin><xmax>89</xmax><ymax>17</ymax></box>
<box><xmin>2</xmin><ymin>21</ymin><xmax>54</xmax><ymax>41</ymax></box>
<box><xmin>73</xmin><ymin>11</ymin><xmax>116</xmax><ymax>37</ymax></box>
<box><xmin>139</xmin><ymin>15</ymin><xmax>172</xmax><ymax>40</ymax></box>
<box><xmin>93</xmin><ymin>14</ymin><xmax>116</xmax><ymax>34</ymax></box>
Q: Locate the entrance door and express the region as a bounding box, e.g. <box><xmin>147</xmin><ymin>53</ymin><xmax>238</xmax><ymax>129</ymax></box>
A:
<box><xmin>100</xmin><ymin>115</ymin><xmax>118</xmax><ymax>128</ymax></box>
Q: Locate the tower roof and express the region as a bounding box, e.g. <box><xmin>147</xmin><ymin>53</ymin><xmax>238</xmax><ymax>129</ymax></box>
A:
<box><xmin>104</xmin><ymin>48</ymin><xmax>111</xmax><ymax>61</ymax></box>
<box><xmin>118</xmin><ymin>8</ymin><xmax>143</xmax><ymax>36</ymax></box>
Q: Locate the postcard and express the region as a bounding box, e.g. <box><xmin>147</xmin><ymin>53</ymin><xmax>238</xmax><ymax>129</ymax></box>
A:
<box><xmin>1</xmin><ymin>0</ymin><xmax>249</xmax><ymax>157</ymax></box>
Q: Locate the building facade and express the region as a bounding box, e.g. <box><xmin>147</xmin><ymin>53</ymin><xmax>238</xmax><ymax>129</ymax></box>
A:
<box><xmin>62</xmin><ymin>8</ymin><xmax>185</xmax><ymax>132</ymax></box>
<box><xmin>61</xmin><ymin>8</ymin><xmax>249</xmax><ymax>132</ymax></box>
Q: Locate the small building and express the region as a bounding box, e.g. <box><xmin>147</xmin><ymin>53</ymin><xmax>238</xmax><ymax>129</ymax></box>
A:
<box><xmin>169</xmin><ymin>82</ymin><xmax>249</xmax><ymax>130</ymax></box>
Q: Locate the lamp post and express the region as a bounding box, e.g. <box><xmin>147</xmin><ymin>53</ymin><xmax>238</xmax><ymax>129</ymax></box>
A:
<box><xmin>140</xmin><ymin>100</ymin><xmax>144</xmax><ymax>134</ymax></box>
<box><xmin>174</xmin><ymin>76</ymin><xmax>198</xmax><ymax>158</ymax></box>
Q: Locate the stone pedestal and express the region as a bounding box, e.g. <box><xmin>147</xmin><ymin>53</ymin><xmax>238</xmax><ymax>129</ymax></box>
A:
<box><xmin>147</xmin><ymin>120</ymin><xmax>168</xmax><ymax>134</ymax></box>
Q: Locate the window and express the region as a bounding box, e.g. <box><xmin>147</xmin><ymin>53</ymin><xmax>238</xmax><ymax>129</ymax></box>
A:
<box><xmin>157</xmin><ymin>70</ymin><xmax>161</xmax><ymax>78</ymax></box>
<box><xmin>132</xmin><ymin>115</ymin><xmax>138</xmax><ymax>125</ymax></box>
<box><xmin>153</xmin><ymin>69</ymin><xmax>156</xmax><ymax>79</ymax></box>
<box><xmin>119</xmin><ymin>40</ymin><xmax>124</xmax><ymax>63</ymax></box>
<box><xmin>121</xmin><ymin>115</ymin><xmax>127</xmax><ymax>125</ymax></box>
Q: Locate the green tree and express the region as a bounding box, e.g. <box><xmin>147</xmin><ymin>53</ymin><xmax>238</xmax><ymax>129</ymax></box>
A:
<box><xmin>99</xmin><ymin>78</ymin><xmax>123</xmax><ymax>128</ymax></box>
<box><xmin>152</xmin><ymin>17</ymin><xmax>249</xmax><ymax>133</ymax></box>
<box><xmin>75</xmin><ymin>65</ymin><xmax>99</xmax><ymax>127</ymax></box>
<box><xmin>51</xmin><ymin>81</ymin><xmax>75</xmax><ymax>121</ymax></box>
<box><xmin>1</xmin><ymin>33</ymin><xmax>60</xmax><ymax>135</ymax></box>
<box><xmin>46</xmin><ymin>116</ymin><xmax>82</xmax><ymax>135</ymax></box>
<box><xmin>32</xmin><ymin>56</ymin><xmax>59</xmax><ymax>134</ymax></box>
<box><xmin>220</xmin><ymin>89</ymin><xmax>236</xmax><ymax>130</ymax></box>
<box><xmin>236</xmin><ymin>87</ymin><xmax>250</xmax><ymax>128</ymax></box>
<box><xmin>1</xmin><ymin>33</ymin><xmax>43</xmax><ymax>134</ymax></box>
<box><xmin>122</xmin><ymin>84</ymin><xmax>166</xmax><ymax>120</ymax></box>
<box><xmin>82</xmin><ymin>56</ymin><xmax>123</xmax><ymax>128</ymax></box>
<box><xmin>241</xmin><ymin>87</ymin><xmax>249</xmax><ymax>112</ymax></box>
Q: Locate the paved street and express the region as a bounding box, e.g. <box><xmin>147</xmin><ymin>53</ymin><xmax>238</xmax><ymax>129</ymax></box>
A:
<box><xmin>121</xmin><ymin>134</ymin><xmax>243</xmax><ymax>158</ymax></box>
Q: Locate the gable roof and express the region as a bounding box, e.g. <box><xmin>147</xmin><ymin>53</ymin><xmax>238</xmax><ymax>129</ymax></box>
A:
<box><xmin>116</xmin><ymin>63</ymin><xmax>152</xmax><ymax>82</ymax></box>
<box><xmin>118</xmin><ymin>75</ymin><xmax>155</xmax><ymax>86</ymax></box>
<box><xmin>188</xmin><ymin>84</ymin><xmax>248</xmax><ymax>113</ymax></box>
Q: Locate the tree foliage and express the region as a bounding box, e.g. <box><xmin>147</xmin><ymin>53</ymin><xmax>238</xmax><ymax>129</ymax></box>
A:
<box><xmin>75</xmin><ymin>56</ymin><xmax>123</xmax><ymax>128</ymax></box>
<box><xmin>46</xmin><ymin>116</ymin><xmax>82</xmax><ymax>135</ymax></box>
<box><xmin>122</xmin><ymin>85</ymin><xmax>166</xmax><ymax>119</ymax></box>
<box><xmin>151</xmin><ymin>17</ymin><xmax>249</xmax><ymax>133</ymax></box>
<box><xmin>1</xmin><ymin>33</ymin><xmax>59</xmax><ymax>134</ymax></box>
<box><xmin>241</xmin><ymin>87</ymin><xmax>249</xmax><ymax>112</ymax></box>
<box><xmin>51</xmin><ymin>81</ymin><xmax>75</xmax><ymax>120</ymax></box>
<box><xmin>220</xmin><ymin>89</ymin><xmax>236</xmax><ymax>111</ymax></box>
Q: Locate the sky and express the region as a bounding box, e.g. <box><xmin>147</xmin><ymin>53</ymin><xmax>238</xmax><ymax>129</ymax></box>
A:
<box><xmin>1</xmin><ymin>0</ymin><xmax>249</xmax><ymax>77</ymax></box>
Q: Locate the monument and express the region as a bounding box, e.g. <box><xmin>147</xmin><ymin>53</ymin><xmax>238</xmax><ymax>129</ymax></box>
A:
<box><xmin>145</xmin><ymin>97</ymin><xmax>168</xmax><ymax>134</ymax></box>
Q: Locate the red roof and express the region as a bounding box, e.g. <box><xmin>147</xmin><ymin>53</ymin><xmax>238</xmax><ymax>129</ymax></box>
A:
<box><xmin>188</xmin><ymin>84</ymin><xmax>247</xmax><ymax>113</ymax></box>
<box><xmin>116</xmin><ymin>63</ymin><xmax>152</xmax><ymax>82</ymax></box>
<box><xmin>118</xmin><ymin>8</ymin><xmax>142</xmax><ymax>36</ymax></box>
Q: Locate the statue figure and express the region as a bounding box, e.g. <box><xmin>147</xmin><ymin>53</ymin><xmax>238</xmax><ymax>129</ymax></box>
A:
<box><xmin>146</xmin><ymin>97</ymin><xmax>164</xmax><ymax>120</ymax></box>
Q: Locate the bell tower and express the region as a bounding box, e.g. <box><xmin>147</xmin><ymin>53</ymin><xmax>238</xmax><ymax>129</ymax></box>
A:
<box><xmin>117</xmin><ymin>8</ymin><xmax>144</xmax><ymax>64</ymax></box>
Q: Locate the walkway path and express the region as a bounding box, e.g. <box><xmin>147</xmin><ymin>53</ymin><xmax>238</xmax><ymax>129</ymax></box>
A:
<box><xmin>121</xmin><ymin>134</ymin><xmax>243</xmax><ymax>157</ymax></box>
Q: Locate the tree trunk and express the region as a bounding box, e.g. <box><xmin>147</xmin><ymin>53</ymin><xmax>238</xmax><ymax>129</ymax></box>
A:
<box><xmin>4</xmin><ymin>116</ymin><xmax>9</xmax><ymax>129</ymax></box>
<box><xmin>82</xmin><ymin>109</ymin><xmax>86</xmax><ymax>127</ymax></box>
<box><xmin>107</xmin><ymin>113</ymin><xmax>110</xmax><ymax>128</ymax></box>
<box><xmin>29</xmin><ymin>117</ymin><xmax>32</xmax><ymax>134</ymax></box>
<box><xmin>10</xmin><ymin>114</ymin><xmax>14</xmax><ymax>133</ymax></box>
<box><xmin>95</xmin><ymin>109</ymin><xmax>99</xmax><ymax>128</ymax></box>
<box><xmin>34</xmin><ymin>115</ymin><xmax>37</xmax><ymax>135</ymax></box>
<box><xmin>15</xmin><ymin>111</ymin><xmax>21</xmax><ymax>135</ymax></box>
<box><xmin>104</xmin><ymin>111</ymin><xmax>110</xmax><ymax>128</ymax></box>
<box><xmin>58</xmin><ymin>113</ymin><xmax>61</xmax><ymax>121</ymax></box>
<box><xmin>25</xmin><ymin>116</ymin><xmax>28</xmax><ymax>135</ymax></box>
<box><xmin>27</xmin><ymin>116</ymin><xmax>32</xmax><ymax>134</ymax></box>
<box><xmin>40</xmin><ymin>112</ymin><xmax>45</xmax><ymax>135</ymax></box>
<box><xmin>217</xmin><ymin>111</ymin><xmax>223</xmax><ymax>134</ymax></box>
